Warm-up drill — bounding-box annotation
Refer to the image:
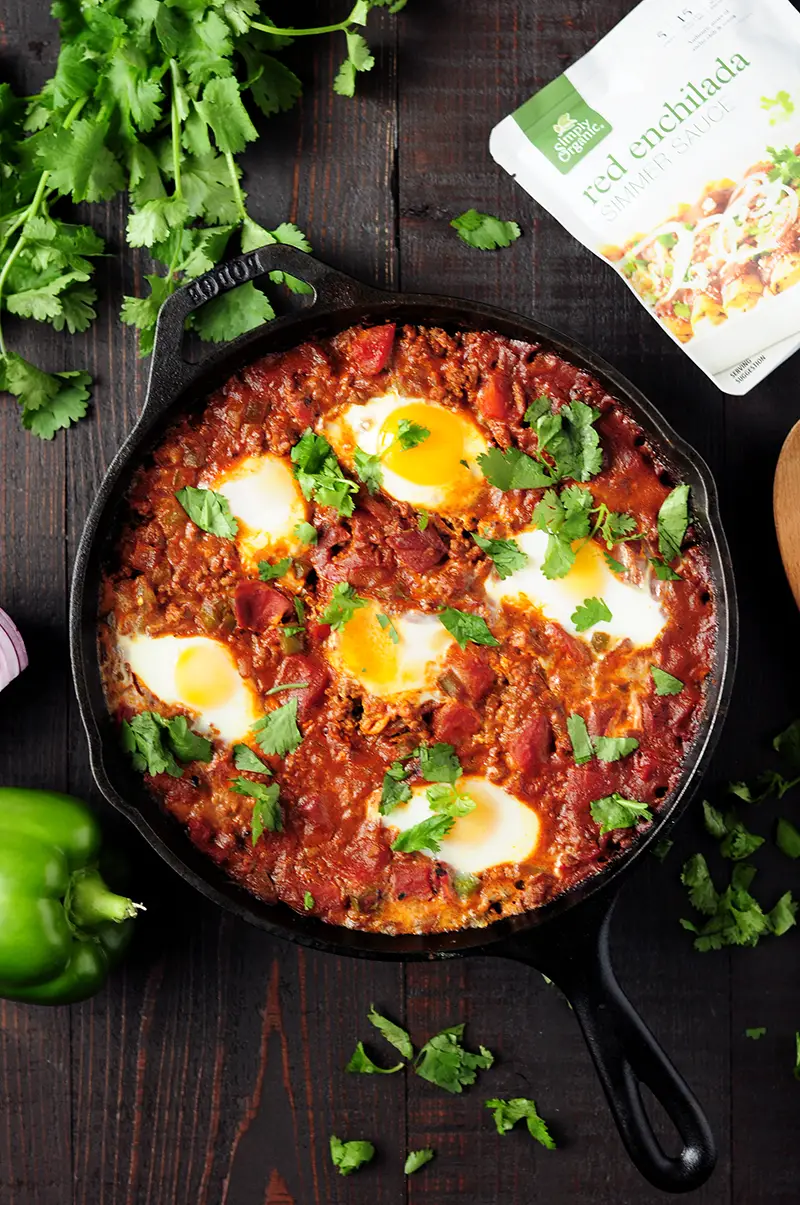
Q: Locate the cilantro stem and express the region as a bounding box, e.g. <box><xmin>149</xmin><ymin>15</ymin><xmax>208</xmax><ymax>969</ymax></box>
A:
<box><xmin>169</xmin><ymin>61</ymin><xmax>183</xmax><ymax>201</ymax></box>
<box><xmin>252</xmin><ymin>3</ymin><xmax>364</xmax><ymax>37</ymax></box>
<box><xmin>224</xmin><ymin>152</ymin><xmax>248</xmax><ymax>223</ymax></box>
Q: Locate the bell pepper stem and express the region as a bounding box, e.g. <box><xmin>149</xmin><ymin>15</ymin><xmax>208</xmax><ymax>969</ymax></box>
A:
<box><xmin>68</xmin><ymin>869</ymin><xmax>143</xmax><ymax>930</ymax></box>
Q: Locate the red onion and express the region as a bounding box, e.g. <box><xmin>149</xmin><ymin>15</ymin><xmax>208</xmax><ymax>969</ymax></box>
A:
<box><xmin>0</xmin><ymin>608</ymin><xmax>27</xmax><ymax>693</ymax></box>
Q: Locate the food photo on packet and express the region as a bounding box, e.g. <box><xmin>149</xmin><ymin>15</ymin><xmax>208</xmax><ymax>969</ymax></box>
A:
<box><xmin>1</xmin><ymin>0</ymin><xmax>800</xmax><ymax>1203</ymax></box>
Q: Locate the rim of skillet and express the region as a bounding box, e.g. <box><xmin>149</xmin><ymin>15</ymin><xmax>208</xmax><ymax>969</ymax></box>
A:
<box><xmin>69</xmin><ymin>279</ymin><xmax>739</xmax><ymax>961</ymax></box>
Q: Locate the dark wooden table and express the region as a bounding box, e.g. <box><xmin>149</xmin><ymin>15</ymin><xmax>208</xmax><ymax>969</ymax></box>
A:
<box><xmin>2</xmin><ymin>3</ymin><xmax>800</xmax><ymax>1203</ymax></box>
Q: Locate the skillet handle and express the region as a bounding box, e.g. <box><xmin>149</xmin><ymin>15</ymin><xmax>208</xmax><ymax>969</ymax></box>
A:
<box><xmin>499</xmin><ymin>894</ymin><xmax>716</xmax><ymax>1194</ymax></box>
<box><xmin>146</xmin><ymin>246</ymin><xmax>385</xmax><ymax>402</ymax></box>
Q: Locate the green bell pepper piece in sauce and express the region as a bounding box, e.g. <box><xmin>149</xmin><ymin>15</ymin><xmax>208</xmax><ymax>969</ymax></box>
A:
<box><xmin>0</xmin><ymin>788</ymin><xmax>141</xmax><ymax>1004</ymax></box>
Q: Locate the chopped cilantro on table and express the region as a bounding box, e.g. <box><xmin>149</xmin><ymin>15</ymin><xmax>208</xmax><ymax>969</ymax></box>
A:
<box><xmin>414</xmin><ymin>1023</ymin><xmax>494</xmax><ymax>1094</ymax></box>
<box><xmin>380</xmin><ymin>760</ymin><xmax>412</xmax><ymax>814</ymax></box>
<box><xmin>252</xmin><ymin>697</ymin><xmax>302</xmax><ymax>757</ymax></box>
<box><xmin>680</xmin><ymin>855</ymin><xmax>797</xmax><ymax>951</ymax></box>
<box><xmin>257</xmin><ymin>556</ymin><xmax>292</xmax><ymax>581</ymax></box>
<box><xmin>438</xmin><ymin>606</ymin><xmax>499</xmax><ymax>649</ymax></box>
<box><xmin>175</xmin><ymin>486</ymin><xmax>238</xmax><ymax>539</ymax></box>
<box><xmin>450</xmin><ymin>209</ymin><xmax>521</xmax><ymax>250</ymax></box>
<box><xmin>291</xmin><ymin>429</ymin><xmax>359</xmax><ymax>516</ymax></box>
<box><xmin>485</xmin><ymin>1097</ymin><xmax>557</xmax><ymax>1149</ymax></box>
<box><xmin>745</xmin><ymin>1028</ymin><xmax>767</xmax><ymax>1040</ymax></box>
<box><xmin>652</xmin><ymin>838</ymin><xmax>673</xmax><ymax>862</ymax></box>
<box><xmin>702</xmin><ymin>802</ymin><xmax>765</xmax><ymax>861</ymax></box>
<box><xmin>777</xmin><ymin>817</ymin><xmax>800</xmax><ymax>859</ymax></box>
<box><xmin>229</xmin><ymin>777</ymin><xmax>282</xmax><ymax>842</ymax></box>
<box><xmin>650</xmin><ymin>665</ymin><xmax>684</xmax><ymax>696</ymax></box>
<box><xmin>346</xmin><ymin>1041</ymin><xmax>403</xmax><ymax>1075</ymax></box>
<box><xmin>591</xmin><ymin>794</ymin><xmax>652</xmax><ymax>836</ymax></box>
<box><xmin>294</xmin><ymin>521</ymin><xmax>318</xmax><ymax>546</ymax></box>
<box><xmin>471</xmin><ymin>533</ymin><xmax>527</xmax><ymax>580</ymax></box>
<box><xmin>395</xmin><ymin>418</ymin><xmax>430</xmax><ymax>450</ymax></box>
<box><xmin>329</xmin><ymin>1135</ymin><xmax>375</xmax><ymax>1177</ymax></box>
<box><xmin>368</xmin><ymin>1005</ymin><xmax>414</xmax><ymax>1060</ymax></box>
<box><xmin>232</xmin><ymin>744</ymin><xmax>271</xmax><ymax>774</ymax></box>
<box><xmin>121</xmin><ymin>711</ymin><xmax>212</xmax><ymax>778</ymax></box>
<box><xmin>571</xmin><ymin>596</ymin><xmax>612</xmax><ymax>633</ymax></box>
<box><xmin>354</xmin><ymin>447</ymin><xmax>383</xmax><ymax>493</ymax></box>
<box><xmin>404</xmin><ymin>1148</ymin><xmax>434</xmax><ymax>1175</ymax></box>
<box><xmin>794</xmin><ymin>1033</ymin><xmax>800</xmax><ymax>1080</ymax></box>
<box><xmin>320</xmin><ymin>582</ymin><xmax>367</xmax><ymax>630</ymax></box>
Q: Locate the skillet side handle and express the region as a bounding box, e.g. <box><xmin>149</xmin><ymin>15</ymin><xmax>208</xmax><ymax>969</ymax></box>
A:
<box><xmin>500</xmin><ymin>896</ymin><xmax>716</xmax><ymax>1194</ymax></box>
<box><xmin>146</xmin><ymin>246</ymin><xmax>385</xmax><ymax>402</ymax></box>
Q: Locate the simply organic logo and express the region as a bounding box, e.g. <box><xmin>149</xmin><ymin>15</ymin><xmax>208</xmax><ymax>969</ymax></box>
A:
<box><xmin>514</xmin><ymin>77</ymin><xmax>612</xmax><ymax>174</ymax></box>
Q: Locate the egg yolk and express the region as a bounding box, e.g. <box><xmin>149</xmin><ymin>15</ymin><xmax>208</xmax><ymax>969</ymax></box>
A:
<box><xmin>450</xmin><ymin>782</ymin><xmax>539</xmax><ymax>850</ymax></box>
<box><xmin>175</xmin><ymin>643</ymin><xmax>239</xmax><ymax>709</ymax></box>
<box><xmin>378</xmin><ymin>402</ymin><xmax>478</xmax><ymax>487</ymax></box>
<box><xmin>338</xmin><ymin>603</ymin><xmax>398</xmax><ymax>686</ymax></box>
<box><xmin>564</xmin><ymin>538</ymin><xmax>607</xmax><ymax>600</ymax></box>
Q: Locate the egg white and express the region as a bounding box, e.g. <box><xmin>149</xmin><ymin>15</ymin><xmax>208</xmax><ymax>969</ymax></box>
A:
<box><xmin>209</xmin><ymin>454</ymin><xmax>308</xmax><ymax>569</ymax></box>
<box><xmin>326</xmin><ymin>600</ymin><xmax>455</xmax><ymax>698</ymax></box>
<box><xmin>118</xmin><ymin>634</ymin><xmax>260</xmax><ymax>743</ymax></box>
<box><xmin>324</xmin><ymin>394</ymin><xmax>488</xmax><ymax>513</ymax></box>
<box><xmin>382</xmin><ymin>776</ymin><xmax>541</xmax><ymax>875</ymax></box>
<box><xmin>485</xmin><ymin>528</ymin><xmax>666</xmax><ymax>649</ymax></box>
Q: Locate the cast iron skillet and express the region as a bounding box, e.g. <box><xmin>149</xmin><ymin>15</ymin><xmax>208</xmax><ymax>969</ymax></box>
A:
<box><xmin>70</xmin><ymin>246</ymin><xmax>737</xmax><ymax>1194</ymax></box>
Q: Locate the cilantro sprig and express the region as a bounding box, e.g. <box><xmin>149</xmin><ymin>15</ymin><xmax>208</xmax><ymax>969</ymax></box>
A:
<box><xmin>451</xmin><ymin>209</ymin><xmax>521</xmax><ymax>250</ymax></box>
<box><xmin>121</xmin><ymin>711</ymin><xmax>212</xmax><ymax>778</ymax></box>
<box><xmin>680</xmin><ymin>856</ymin><xmax>796</xmax><ymax>951</ymax></box>
<box><xmin>414</xmin><ymin>1023</ymin><xmax>494</xmax><ymax>1093</ymax></box>
<box><xmin>472</xmin><ymin>533</ymin><xmax>527</xmax><ymax>580</ymax></box>
<box><xmin>229</xmin><ymin>777</ymin><xmax>282</xmax><ymax>842</ymax></box>
<box><xmin>485</xmin><ymin>1098</ymin><xmax>556</xmax><ymax>1149</ymax></box>
<box><xmin>291</xmin><ymin>429</ymin><xmax>359</xmax><ymax>516</ymax></box>
<box><xmin>1</xmin><ymin>3</ymin><xmax>406</xmax><ymax>435</ymax></box>
<box><xmin>329</xmin><ymin>1136</ymin><xmax>375</xmax><ymax>1177</ymax></box>
<box><xmin>477</xmin><ymin>398</ymin><xmax>603</xmax><ymax>490</ymax></box>
<box><xmin>320</xmin><ymin>582</ymin><xmax>367</xmax><ymax>630</ymax></box>
<box><xmin>531</xmin><ymin>485</ymin><xmax>642</xmax><ymax>581</ymax></box>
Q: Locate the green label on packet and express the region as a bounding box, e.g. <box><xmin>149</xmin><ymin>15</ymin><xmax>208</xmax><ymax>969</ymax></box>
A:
<box><xmin>513</xmin><ymin>74</ymin><xmax>612</xmax><ymax>174</ymax></box>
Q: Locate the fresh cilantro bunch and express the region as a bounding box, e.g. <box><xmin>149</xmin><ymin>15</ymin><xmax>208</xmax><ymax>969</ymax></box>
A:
<box><xmin>0</xmin><ymin>1</ymin><xmax>407</xmax><ymax>437</ymax></box>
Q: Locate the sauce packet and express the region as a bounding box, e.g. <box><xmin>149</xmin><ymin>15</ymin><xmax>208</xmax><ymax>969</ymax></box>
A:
<box><xmin>490</xmin><ymin>0</ymin><xmax>800</xmax><ymax>394</ymax></box>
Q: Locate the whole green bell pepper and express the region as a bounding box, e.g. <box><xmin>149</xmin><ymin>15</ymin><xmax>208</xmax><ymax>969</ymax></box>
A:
<box><xmin>0</xmin><ymin>788</ymin><xmax>141</xmax><ymax>1004</ymax></box>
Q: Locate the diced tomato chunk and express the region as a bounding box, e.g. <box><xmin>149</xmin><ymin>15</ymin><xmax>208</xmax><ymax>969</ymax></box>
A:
<box><xmin>388</xmin><ymin>526</ymin><xmax>447</xmax><ymax>572</ymax></box>
<box><xmin>351</xmin><ymin>324</ymin><xmax>396</xmax><ymax>374</ymax></box>
<box><xmin>505</xmin><ymin>712</ymin><xmax>553</xmax><ymax>776</ymax></box>
<box><xmin>448</xmin><ymin>647</ymin><xmax>495</xmax><ymax>703</ymax></box>
<box><xmin>235</xmin><ymin>581</ymin><xmax>292</xmax><ymax>630</ymax></box>
<box><xmin>391</xmin><ymin>857</ymin><xmax>436</xmax><ymax>901</ymax></box>
<box><xmin>274</xmin><ymin>653</ymin><xmax>329</xmax><ymax>719</ymax></box>
<box><xmin>477</xmin><ymin>373</ymin><xmax>513</xmax><ymax>422</ymax></box>
<box><xmin>307</xmin><ymin>621</ymin><xmax>331</xmax><ymax>643</ymax></box>
<box><xmin>433</xmin><ymin>700</ymin><xmax>481</xmax><ymax>746</ymax></box>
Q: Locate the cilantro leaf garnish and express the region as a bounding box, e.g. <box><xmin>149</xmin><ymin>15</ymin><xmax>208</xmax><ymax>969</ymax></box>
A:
<box><xmin>567</xmin><ymin>715</ymin><xmax>594</xmax><ymax>766</ymax></box>
<box><xmin>229</xmin><ymin>777</ymin><xmax>282</xmax><ymax>841</ymax></box>
<box><xmin>417</xmin><ymin>509</ymin><xmax>429</xmax><ymax>530</ymax></box>
<box><xmin>571</xmin><ymin>596</ymin><xmax>612</xmax><ymax>633</ymax></box>
<box><xmin>404</xmin><ymin>1149</ymin><xmax>434</xmax><ymax>1175</ymax></box>
<box><xmin>391</xmin><ymin>812</ymin><xmax>456</xmax><ymax>855</ymax></box>
<box><xmin>484</xmin><ymin>1098</ymin><xmax>556</xmax><ymax>1149</ymax></box>
<box><xmin>320</xmin><ymin>582</ymin><xmax>367</xmax><ymax>630</ymax></box>
<box><xmin>657</xmin><ymin>484</ymin><xmax>690</xmax><ymax>563</ymax></box>
<box><xmin>523</xmin><ymin>397</ymin><xmax>603</xmax><ymax>483</ymax></box>
<box><xmin>745</xmin><ymin>1027</ymin><xmax>767</xmax><ymax>1040</ymax></box>
<box><xmin>650</xmin><ymin>665</ymin><xmax>684</xmax><ymax>695</ymax></box>
<box><xmin>266</xmin><ymin>681</ymin><xmax>309</xmax><ymax>696</ymax></box>
<box><xmin>367</xmin><ymin>1005</ymin><xmax>414</xmax><ymax>1060</ymax></box>
<box><xmin>477</xmin><ymin>446</ymin><xmax>553</xmax><ymax>491</ymax></box>
<box><xmin>304</xmin><ymin>891</ymin><xmax>314</xmax><ymax>910</ymax></box>
<box><xmin>450</xmin><ymin>209</ymin><xmax>521</xmax><ymax>250</ymax></box>
<box><xmin>290</xmin><ymin>429</ymin><xmax>359</xmax><ymax>516</ymax></box>
<box><xmin>425</xmin><ymin>783</ymin><xmax>476</xmax><ymax>818</ymax></box>
<box><xmin>251</xmin><ymin>697</ymin><xmax>302</xmax><ymax>757</ymax></box>
<box><xmin>453</xmin><ymin>870</ymin><xmax>481</xmax><ymax>897</ymax></box>
<box><xmin>345</xmin><ymin>1041</ymin><xmax>403</xmax><ymax>1075</ymax></box>
<box><xmin>652</xmin><ymin>838</ymin><xmax>673</xmax><ymax>862</ymax></box>
<box><xmin>777</xmin><ymin>817</ymin><xmax>800</xmax><ymax>859</ymax></box>
<box><xmin>121</xmin><ymin>711</ymin><xmax>212</xmax><ymax>778</ymax></box>
<box><xmin>417</xmin><ymin>742</ymin><xmax>462</xmax><ymax>784</ymax></box>
<box><xmin>414</xmin><ymin>1023</ymin><xmax>494</xmax><ymax>1093</ymax></box>
<box><xmin>329</xmin><ymin>1136</ymin><xmax>375</xmax><ymax>1177</ymax></box>
<box><xmin>294</xmin><ymin>521</ymin><xmax>318</xmax><ymax>545</ymax></box>
<box><xmin>233</xmin><ymin>744</ymin><xmax>271</xmax><ymax>774</ymax></box>
<box><xmin>438</xmin><ymin>606</ymin><xmax>499</xmax><ymax>649</ymax></box>
<box><xmin>590</xmin><ymin>794</ymin><xmax>652</xmax><ymax>835</ymax></box>
<box><xmin>650</xmin><ymin>557</ymin><xmax>682</xmax><ymax>581</ymax></box>
<box><xmin>593</xmin><ymin>735</ymin><xmax>639</xmax><ymax>762</ymax></box>
<box><xmin>380</xmin><ymin>761</ymin><xmax>412</xmax><ymax>814</ymax></box>
<box><xmin>395</xmin><ymin>418</ymin><xmax>430</xmax><ymax>450</ymax></box>
<box><xmin>377</xmin><ymin>612</ymin><xmax>399</xmax><ymax>644</ymax></box>
<box><xmin>258</xmin><ymin>556</ymin><xmax>292</xmax><ymax>581</ymax></box>
<box><xmin>472</xmin><ymin>533</ymin><xmax>527</xmax><ymax>580</ymax></box>
<box><xmin>702</xmin><ymin>805</ymin><xmax>765</xmax><ymax>861</ymax></box>
<box><xmin>175</xmin><ymin>486</ymin><xmax>238</xmax><ymax>539</ymax></box>
<box><xmin>354</xmin><ymin>447</ymin><xmax>383</xmax><ymax>493</ymax></box>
